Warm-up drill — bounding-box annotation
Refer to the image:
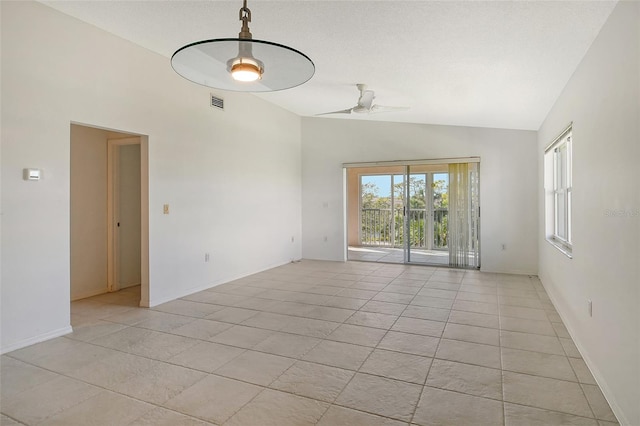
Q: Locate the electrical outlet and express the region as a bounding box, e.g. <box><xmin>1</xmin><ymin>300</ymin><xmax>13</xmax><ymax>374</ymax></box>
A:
<box><xmin>163</xmin><ymin>204</ymin><xmax>170</xmax><ymax>214</ymax></box>
<box><xmin>588</xmin><ymin>299</ymin><xmax>592</xmax><ymax>317</ymax></box>
<box><xmin>205</xmin><ymin>253</ymin><xmax>210</xmax><ymax>262</ymax></box>
<box><xmin>291</xmin><ymin>236</ymin><xmax>295</xmax><ymax>243</ymax></box>
<box><xmin>501</xmin><ymin>244</ymin><xmax>506</xmax><ymax>251</ymax></box>
<box><xmin>323</xmin><ymin>236</ymin><xmax>328</xmax><ymax>242</ymax></box>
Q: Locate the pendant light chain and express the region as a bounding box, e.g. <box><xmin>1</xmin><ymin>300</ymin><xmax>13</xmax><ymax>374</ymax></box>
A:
<box><xmin>238</xmin><ymin>0</ymin><xmax>252</xmax><ymax>40</ymax></box>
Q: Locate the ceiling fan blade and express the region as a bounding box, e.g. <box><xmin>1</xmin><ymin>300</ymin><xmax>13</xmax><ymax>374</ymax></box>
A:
<box><xmin>315</xmin><ymin>108</ymin><xmax>353</xmax><ymax>116</ymax></box>
<box><xmin>357</xmin><ymin>90</ymin><xmax>375</xmax><ymax>110</ymax></box>
<box><xmin>370</xmin><ymin>105</ymin><xmax>409</xmax><ymax>114</ymax></box>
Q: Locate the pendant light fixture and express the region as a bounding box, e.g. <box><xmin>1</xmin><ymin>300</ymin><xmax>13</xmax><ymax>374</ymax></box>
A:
<box><xmin>171</xmin><ymin>0</ymin><xmax>314</xmax><ymax>92</ymax></box>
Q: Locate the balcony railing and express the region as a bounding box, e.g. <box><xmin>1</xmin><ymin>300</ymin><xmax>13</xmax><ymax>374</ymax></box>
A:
<box><xmin>361</xmin><ymin>208</ymin><xmax>448</xmax><ymax>249</ymax></box>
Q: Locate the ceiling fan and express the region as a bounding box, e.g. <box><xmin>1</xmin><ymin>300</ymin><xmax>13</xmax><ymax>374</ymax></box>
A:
<box><xmin>317</xmin><ymin>84</ymin><xmax>409</xmax><ymax>116</ymax></box>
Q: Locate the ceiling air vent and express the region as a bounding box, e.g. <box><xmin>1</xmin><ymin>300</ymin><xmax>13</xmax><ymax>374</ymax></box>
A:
<box><xmin>210</xmin><ymin>94</ymin><xmax>224</xmax><ymax>110</ymax></box>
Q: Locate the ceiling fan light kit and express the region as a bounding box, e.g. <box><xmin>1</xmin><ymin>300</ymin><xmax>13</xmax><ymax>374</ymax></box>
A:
<box><xmin>171</xmin><ymin>0</ymin><xmax>314</xmax><ymax>92</ymax></box>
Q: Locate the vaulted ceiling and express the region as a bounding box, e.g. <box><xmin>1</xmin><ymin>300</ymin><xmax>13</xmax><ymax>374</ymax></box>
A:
<box><xmin>41</xmin><ymin>1</ymin><xmax>617</xmax><ymax>130</ymax></box>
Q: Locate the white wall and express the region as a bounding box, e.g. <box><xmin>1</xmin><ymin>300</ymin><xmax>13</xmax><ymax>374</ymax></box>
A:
<box><xmin>1</xmin><ymin>1</ymin><xmax>302</xmax><ymax>353</ymax></box>
<box><xmin>301</xmin><ymin>118</ymin><xmax>538</xmax><ymax>275</ymax></box>
<box><xmin>70</xmin><ymin>125</ymin><xmax>109</xmax><ymax>300</ymax></box>
<box><xmin>537</xmin><ymin>2</ymin><xmax>639</xmax><ymax>424</ymax></box>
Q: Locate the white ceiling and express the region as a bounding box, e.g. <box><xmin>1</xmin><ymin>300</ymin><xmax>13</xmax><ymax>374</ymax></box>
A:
<box><xmin>41</xmin><ymin>1</ymin><xmax>617</xmax><ymax>130</ymax></box>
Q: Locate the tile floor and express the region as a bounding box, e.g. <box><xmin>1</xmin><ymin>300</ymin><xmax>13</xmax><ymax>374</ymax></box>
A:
<box><xmin>1</xmin><ymin>260</ymin><xmax>618</xmax><ymax>425</ymax></box>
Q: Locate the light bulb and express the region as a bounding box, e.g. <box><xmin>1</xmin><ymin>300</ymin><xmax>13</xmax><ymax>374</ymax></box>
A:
<box><xmin>231</xmin><ymin>61</ymin><xmax>262</xmax><ymax>82</ymax></box>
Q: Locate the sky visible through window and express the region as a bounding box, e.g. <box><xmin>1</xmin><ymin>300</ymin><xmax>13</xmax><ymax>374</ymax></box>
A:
<box><xmin>362</xmin><ymin>173</ymin><xmax>449</xmax><ymax>197</ymax></box>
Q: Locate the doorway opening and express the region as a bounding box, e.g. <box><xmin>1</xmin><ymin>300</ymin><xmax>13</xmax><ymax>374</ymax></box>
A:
<box><xmin>345</xmin><ymin>159</ymin><xmax>480</xmax><ymax>268</ymax></box>
<box><xmin>70</xmin><ymin>124</ymin><xmax>150</xmax><ymax>309</ymax></box>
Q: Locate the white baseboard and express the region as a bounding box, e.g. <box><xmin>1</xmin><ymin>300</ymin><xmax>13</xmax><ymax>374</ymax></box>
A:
<box><xmin>539</xmin><ymin>274</ymin><xmax>627</xmax><ymax>425</ymax></box>
<box><xmin>1</xmin><ymin>325</ymin><xmax>73</xmax><ymax>355</ymax></box>
<box><xmin>147</xmin><ymin>259</ymin><xmax>293</xmax><ymax>308</ymax></box>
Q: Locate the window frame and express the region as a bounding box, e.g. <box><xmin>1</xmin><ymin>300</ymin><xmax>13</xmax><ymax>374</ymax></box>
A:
<box><xmin>545</xmin><ymin>124</ymin><xmax>573</xmax><ymax>257</ymax></box>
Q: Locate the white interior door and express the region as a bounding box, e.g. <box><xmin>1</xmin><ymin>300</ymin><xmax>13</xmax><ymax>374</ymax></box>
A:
<box><xmin>108</xmin><ymin>138</ymin><xmax>141</xmax><ymax>291</ymax></box>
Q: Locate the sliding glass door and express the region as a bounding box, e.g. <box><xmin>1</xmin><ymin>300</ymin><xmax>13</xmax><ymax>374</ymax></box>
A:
<box><xmin>347</xmin><ymin>160</ymin><xmax>479</xmax><ymax>268</ymax></box>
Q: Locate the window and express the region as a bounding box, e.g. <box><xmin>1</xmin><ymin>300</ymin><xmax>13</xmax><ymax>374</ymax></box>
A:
<box><xmin>545</xmin><ymin>124</ymin><xmax>572</xmax><ymax>256</ymax></box>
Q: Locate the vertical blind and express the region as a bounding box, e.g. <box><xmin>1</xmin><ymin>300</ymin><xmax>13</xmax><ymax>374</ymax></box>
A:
<box><xmin>448</xmin><ymin>163</ymin><xmax>480</xmax><ymax>268</ymax></box>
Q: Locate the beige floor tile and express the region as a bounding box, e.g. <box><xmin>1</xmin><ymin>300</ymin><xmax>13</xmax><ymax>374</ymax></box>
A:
<box><xmin>569</xmin><ymin>358</ymin><xmax>597</xmax><ymax>385</ymax></box>
<box><xmin>279</xmin><ymin>317</ymin><xmax>340</xmax><ymax>338</ymax></box>
<box><xmin>373</xmin><ymin>292</ymin><xmax>415</xmax><ymax>304</ymax></box>
<box><xmin>377</xmin><ymin>331</ymin><xmax>440</xmax><ymax>357</ymax></box>
<box><xmin>2</xmin><ymin>376</ymin><xmax>102</xmax><ymax>425</ymax></box>
<box><xmin>448</xmin><ymin>310</ymin><xmax>499</xmax><ymax>329</ymax></box>
<box><xmin>209</xmin><ymin>324</ymin><xmax>276</xmax><ymax>349</ymax></box>
<box><xmin>582</xmin><ymin>384</ymin><xmax>617</xmax><ymax>422</ymax></box>
<box><xmin>69</xmin><ymin>351</ymin><xmax>155</xmax><ymax>390</ymax></box>
<box><xmin>402</xmin><ymin>305</ymin><xmax>450</xmax><ymax>322</ymax></box>
<box><xmin>319</xmin><ymin>296</ymin><xmax>368</xmax><ymax>310</ymax></box>
<box><xmin>170</xmin><ymin>319</ymin><xmax>233</xmax><ymax>340</ymax></box>
<box><xmin>183</xmin><ymin>291</ymin><xmax>247</xmax><ymax>306</ymax></box>
<box><xmin>456</xmin><ymin>291</ymin><xmax>498</xmax><ymax>304</ymax></box>
<box><xmin>165</xmin><ymin>375</ymin><xmax>262</xmax><ymax>424</ymax></box>
<box><xmin>500</xmin><ymin>305</ymin><xmax>548</xmax><ymax>321</ymax></box>
<box><xmin>345</xmin><ymin>311</ymin><xmax>398</xmax><ymax>329</ymax></box>
<box><xmin>8</xmin><ymin>337</ymin><xmax>86</xmax><ymax>367</ymax></box>
<box><xmin>359</xmin><ymin>348</ymin><xmax>432</xmax><ymax>384</ymax></box>
<box><xmin>443</xmin><ymin>323</ymin><xmax>500</xmax><ymax>346</ymax></box>
<box><xmin>271</xmin><ymin>360</ymin><xmax>354</xmax><ymax>402</ymax></box>
<box><xmin>499</xmin><ymin>295</ymin><xmax>544</xmax><ymax>309</ymax></box>
<box><xmin>205</xmin><ymin>307</ymin><xmax>260</xmax><ymax>323</ymax></box>
<box><xmin>317</xmin><ymin>405</ymin><xmax>405</xmax><ymax>426</ymax></box>
<box><xmin>253</xmin><ymin>332</ymin><xmax>321</xmax><ymax>358</ymax></box>
<box><xmin>215</xmin><ymin>350</ymin><xmax>296</xmax><ymax>386</ymax></box>
<box><xmin>90</xmin><ymin>326</ymin><xmax>156</xmax><ymax>352</ymax></box>
<box><xmin>502</xmin><ymin>371</ymin><xmax>592</xmax><ymax>417</ymax></box>
<box><xmin>425</xmin><ymin>281</ymin><xmax>461</xmax><ymax>291</ymax></box>
<box><xmin>152</xmin><ymin>299</ymin><xmax>225</xmax><ymax>318</ymax></box>
<box><xmin>305</xmin><ymin>306</ymin><xmax>356</xmax><ymax>322</ymax></box>
<box><xmin>135</xmin><ymin>311</ymin><xmax>197</xmax><ymax>332</ymax></box>
<box><xmin>102</xmin><ymin>308</ymin><xmax>165</xmax><ymax>326</ymax></box>
<box><xmin>336</xmin><ymin>288</ymin><xmax>378</xmax><ymax>299</ymax></box>
<box><xmin>560</xmin><ymin>337</ymin><xmax>583</xmax><ymax>358</ymax></box>
<box><xmin>452</xmin><ymin>300</ymin><xmax>499</xmax><ymax>315</ymax></box>
<box><xmin>351</xmin><ymin>281</ymin><xmax>389</xmax><ymax>291</ymax></box>
<box><xmin>169</xmin><ymin>341</ymin><xmax>244</xmax><ymax>373</ymax></box>
<box><xmin>411</xmin><ymin>295</ymin><xmax>455</xmax><ymax>309</ymax></box>
<box><xmin>38</xmin><ymin>391</ymin><xmax>153</xmax><ymax>426</ymax></box>
<box><xmin>502</xmin><ymin>347</ymin><xmax>577</xmax><ymax>381</ymax></box>
<box><xmin>426</xmin><ymin>359</ymin><xmax>502</xmax><ymax>400</ymax></box>
<box><xmin>302</xmin><ymin>340</ymin><xmax>373</xmax><ymax>370</ymax></box>
<box><xmin>500</xmin><ymin>316</ymin><xmax>556</xmax><ymax>336</ymax></box>
<box><xmin>0</xmin><ymin>414</ymin><xmax>23</xmax><ymax>426</ymax></box>
<box><xmin>500</xmin><ymin>330</ymin><xmax>565</xmax><ymax>355</ymax></box>
<box><xmin>130</xmin><ymin>407</ymin><xmax>213</xmax><ymax>425</ymax></box>
<box><xmin>124</xmin><ymin>330</ymin><xmax>200</xmax><ymax>361</ymax></box>
<box><xmin>336</xmin><ymin>373</ymin><xmax>422</xmax><ymax>421</ymax></box>
<box><xmin>233</xmin><ymin>297</ymin><xmax>281</xmax><ymax>312</ymax></box>
<box><xmin>241</xmin><ymin>312</ymin><xmax>295</xmax><ymax>331</ymax></box>
<box><xmin>504</xmin><ymin>402</ymin><xmax>598</xmax><ymax>426</ymax></box>
<box><xmin>382</xmin><ymin>284</ymin><xmax>421</xmax><ymax>295</ymax></box>
<box><xmin>327</xmin><ymin>324</ymin><xmax>387</xmax><ymax>347</ymax></box>
<box><xmin>23</xmin><ymin>340</ymin><xmax>117</xmax><ymax>376</ymax></box>
<box><xmin>0</xmin><ymin>356</ymin><xmax>59</xmax><ymax>400</ymax></box>
<box><xmin>361</xmin><ymin>300</ymin><xmax>407</xmax><ymax>315</ymax></box>
<box><xmin>413</xmin><ymin>386</ymin><xmax>504</xmax><ymax>426</ymax></box>
<box><xmin>225</xmin><ymin>389</ymin><xmax>328</xmax><ymax>426</ymax></box>
<box><xmin>416</xmin><ymin>288</ymin><xmax>457</xmax><ymax>299</ymax></box>
<box><xmin>67</xmin><ymin>319</ymin><xmax>129</xmax><ymax>342</ymax></box>
<box><xmin>112</xmin><ymin>360</ymin><xmax>206</xmax><ymax>404</ymax></box>
<box><xmin>436</xmin><ymin>339</ymin><xmax>501</xmax><ymax>369</ymax></box>
<box><xmin>391</xmin><ymin>317</ymin><xmax>445</xmax><ymax>337</ymax></box>
<box><xmin>552</xmin><ymin>322</ymin><xmax>572</xmax><ymax>338</ymax></box>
